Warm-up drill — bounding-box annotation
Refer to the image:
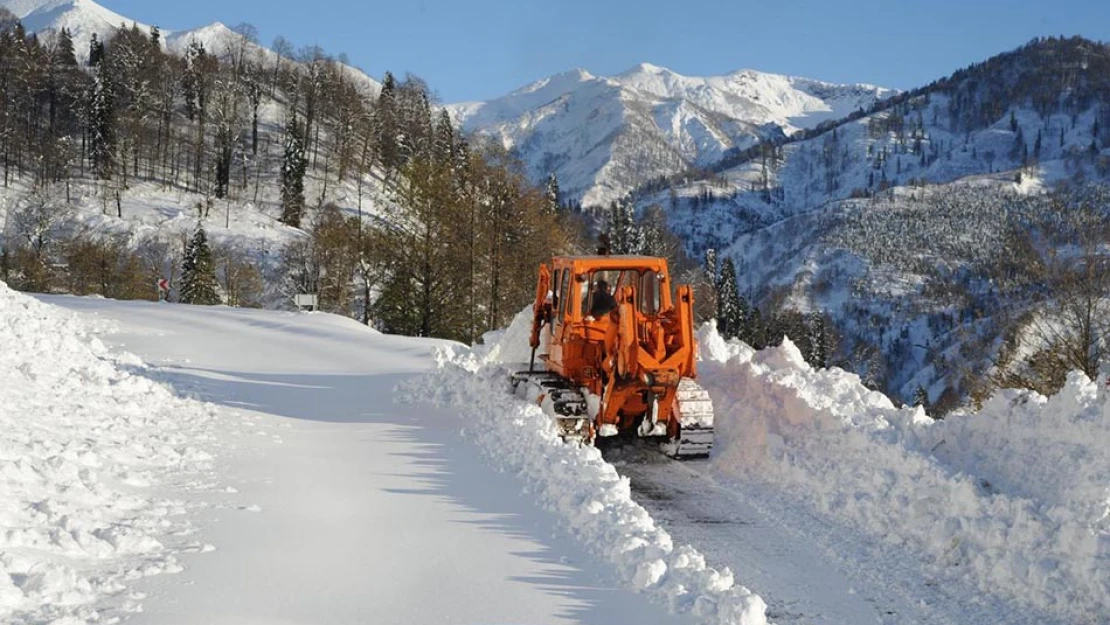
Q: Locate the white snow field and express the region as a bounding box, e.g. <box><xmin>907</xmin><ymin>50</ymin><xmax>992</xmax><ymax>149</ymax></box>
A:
<box><xmin>696</xmin><ymin>330</ymin><xmax>1109</xmax><ymax>624</ymax></box>
<box><xmin>24</xmin><ymin>289</ymin><xmax>697</xmax><ymax>625</ymax></box>
<box><xmin>9</xmin><ymin>287</ymin><xmax>1109</xmax><ymax>625</ymax></box>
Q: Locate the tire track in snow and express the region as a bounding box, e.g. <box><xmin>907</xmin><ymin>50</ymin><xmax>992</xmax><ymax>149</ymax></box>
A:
<box><xmin>609</xmin><ymin>445</ymin><xmax>1069</xmax><ymax>625</ymax></box>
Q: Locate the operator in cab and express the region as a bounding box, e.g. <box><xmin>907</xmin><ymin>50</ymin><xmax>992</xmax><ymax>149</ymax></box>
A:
<box><xmin>587</xmin><ymin>279</ymin><xmax>617</xmax><ymax>319</ymax></box>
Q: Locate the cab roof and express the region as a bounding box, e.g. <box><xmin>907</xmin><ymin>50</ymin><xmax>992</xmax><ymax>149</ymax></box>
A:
<box><xmin>551</xmin><ymin>255</ymin><xmax>669</xmax><ymax>270</ymax></box>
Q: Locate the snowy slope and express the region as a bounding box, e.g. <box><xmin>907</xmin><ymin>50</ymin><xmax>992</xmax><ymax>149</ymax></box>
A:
<box><xmin>448</xmin><ymin>64</ymin><xmax>892</xmax><ymax>206</ymax></box>
<box><xmin>648</xmin><ymin>38</ymin><xmax>1110</xmax><ymax>407</ymax></box>
<box><xmin>32</xmin><ymin>293</ymin><xmax>700</xmax><ymax>625</ymax></box>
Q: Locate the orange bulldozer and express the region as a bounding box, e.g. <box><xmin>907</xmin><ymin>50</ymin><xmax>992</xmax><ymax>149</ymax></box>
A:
<box><xmin>511</xmin><ymin>255</ymin><xmax>714</xmax><ymax>458</ymax></box>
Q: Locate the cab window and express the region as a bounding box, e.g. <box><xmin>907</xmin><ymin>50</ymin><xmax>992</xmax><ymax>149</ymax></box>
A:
<box><xmin>557</xmin><ymin>268</ymin><xmax>571</xmax><ymax>319</ymax></box>
<box><xmin>639</xmin><ymin>270</ymin><xmax>660</xmax><ymax>315</ymax></box>
<box><xmin>551</xmin><ymin>269</ymin><xmax>562</xmax><ymax>312</ymax></box>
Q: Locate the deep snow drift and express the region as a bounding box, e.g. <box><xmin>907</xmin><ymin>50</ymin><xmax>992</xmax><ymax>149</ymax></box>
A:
<box><xmin>0</xmin><ymin>284</ymin><xmax>218</xmax><ymax>623</ymax></box>
<box><xmin>697</xmin><ymin>327</ymin><xmax>1110</xmax><ymax>623</ymax></box>
<box><xmin>418</xmin><ymin>306</ymin><xmax>1109</xmax><ymax>624</ymax></box>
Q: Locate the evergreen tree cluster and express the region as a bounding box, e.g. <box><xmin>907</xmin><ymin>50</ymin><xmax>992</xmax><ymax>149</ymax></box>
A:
<box><xmin>604</xmin><ymin>196</ymin><xmax>644</xmax><ymax>255</ymax></box>
<box><xmin>179</xmin><ymin>225</ymin><xmax>220</xmax><ymax>305</ymax></box>
<box><xmin>704</xmin><ymin>251</ymin><xmax>836</xmax><ymax>369</ymax></box>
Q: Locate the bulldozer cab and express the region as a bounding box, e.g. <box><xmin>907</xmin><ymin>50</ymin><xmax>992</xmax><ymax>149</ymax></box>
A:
<box><xmin>547</xmin><ymin>257</ymin><xmax>670</xmax><ymax>331</ymax></box>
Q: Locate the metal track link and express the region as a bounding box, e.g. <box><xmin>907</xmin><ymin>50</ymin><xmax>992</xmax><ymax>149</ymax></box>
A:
<box><xmin>510</xmin><ymin>371</ymin><xmax>590</xmax><ymax>442</ymax></box>
<box><xmin>666</xmin><ymin>378</ymin><xmax>715</xmax><ymax>459</ymax></box>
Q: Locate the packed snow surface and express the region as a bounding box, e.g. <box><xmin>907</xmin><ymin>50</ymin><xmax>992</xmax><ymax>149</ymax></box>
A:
<box><xmin>11</xmin><ymin>287</ymin><xmax>1108</xmax><ymax>624</ymax></box>
<box><xmin>30</xmin><ymin>293</ymin><xmax>697</xmax><ymax>625</ymax></box>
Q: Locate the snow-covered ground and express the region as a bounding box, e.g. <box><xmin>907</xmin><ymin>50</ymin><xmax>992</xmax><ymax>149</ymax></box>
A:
<box><xmin>418</xmin><ymin>309</ymin><xmax>1109</xmax><ymax>625</ymax></box>
<box><xmin>20</xmin><ymin>289</ymin><xmax>697</xmax><ymax>624</ymax></box>
<box><xmin>693</xmin><ymin>328</ymin><xmax>1108</xmax><ymax>624</ymax></box>
<box><xmin>7</xmin><ymin>287</ymin><xmax>1108</xmax><ymax>624</ymax></box>
<box><xmin>1</xmin><ymin>284</ymin><xmax>218</xmax><ymax>624</ymax></box>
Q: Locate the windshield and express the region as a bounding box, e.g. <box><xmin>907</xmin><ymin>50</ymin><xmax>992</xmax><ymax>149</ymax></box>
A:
<box><xmin>581</xmin><ymin>269</ymin><xmax>660</xmax><ymax>317</ymax></box>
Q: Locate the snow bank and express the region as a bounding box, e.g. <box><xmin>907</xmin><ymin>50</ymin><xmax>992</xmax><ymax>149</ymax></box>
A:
<box><xmin>0</xmin><ymin>283</ymin><xmax>217</xmax><ymax>622</ymax></box>
<box><xmin>402</xmin><ymin>308</ymin><xmax>769</xmax><ymax>625</ymax></box>
<box><xmin>698</xmin><ymin>325</ymin><xmax>1110</xmax><ymax>622</ymax></box>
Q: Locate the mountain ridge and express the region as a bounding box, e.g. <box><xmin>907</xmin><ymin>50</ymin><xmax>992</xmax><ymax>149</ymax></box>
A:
<box><xmin>446</xmin><ymin>62</ymin><xmax>893</xmax><ymax>206</ymax></box>
<box><xmin>647</xmin><ymin>35</ymin><xmax>1110</xmax><ymax>408</ymax></box>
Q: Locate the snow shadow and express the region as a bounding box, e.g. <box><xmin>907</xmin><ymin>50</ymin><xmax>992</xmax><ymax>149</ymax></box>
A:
<box><xmin>131</xmin><ymin>363</ymin><xmax>687</xmax><ymax>625</ymax></box>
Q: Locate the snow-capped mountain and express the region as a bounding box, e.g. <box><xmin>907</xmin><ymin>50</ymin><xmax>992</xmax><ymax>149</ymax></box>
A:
<box><xmin>1</xmin><ymin>0</ymin><xmax>142</xmax><ymax>60</ymax></box>
<box><xmin>448</xmin><ymin>64</ymin><xmax>893</xmax><ymax>206</ymax></box>
<box><xmin>0</xmin><ymin>0</ymin><xmax>380</xmax><ymax>94</ymax></box>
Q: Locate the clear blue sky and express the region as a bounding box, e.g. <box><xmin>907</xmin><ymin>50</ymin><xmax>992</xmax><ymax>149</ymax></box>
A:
<box><xmin>100</xmin><ymin>0</ymin><xmax>1109</xmax><ymax>103</ymax></box>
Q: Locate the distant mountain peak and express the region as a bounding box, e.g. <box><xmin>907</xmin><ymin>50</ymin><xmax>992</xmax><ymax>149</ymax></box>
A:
<box><xmin>620</xmin><ymin>62</ymin><xmax>669</xmax><ymax>75</ymax></box>
<box><xmin>449</xmin><ymin>63</ymin><xmax>893</xmax><ymax>206</ymax></box>
<box><xmin>514</xmin><ymin>67</ymin><xmax>595</xmax><ymax>95</ymax></box>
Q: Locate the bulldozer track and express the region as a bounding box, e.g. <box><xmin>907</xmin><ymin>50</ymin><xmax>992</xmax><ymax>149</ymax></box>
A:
<box><xmin>510</xmin><ymin>370</ymin><xmax>713</xmax><ymax>457</ymax></box>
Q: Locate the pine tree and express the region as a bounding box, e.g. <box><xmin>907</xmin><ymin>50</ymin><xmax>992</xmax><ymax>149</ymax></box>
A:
<box><xmin>88</xmin><ymin>63</ymin><xmax>115</xmax><ymax>179</ymax></box>
<box><xmin>748</xmin><ymin>306</ymin><xmax>767</xmax><ymax>350</ymax></box>
<box><xmin>180</xmin><ymin>226</ymin><xmax>220</xmax><ymax>305</ymax></box>
<box><xmin>376</xmin><ymin>71</ymin><xmax>399</xmax><ymax>170</ymax></box>
<box><xmin>736</xmin><ymin>292</ymin><xmax>752</xmax><ymax>344</ymax></box>
<box><xmin>54</xmin><ymin>28</ymin><xmax>77</xmax><ymax>67</ymax></box>
<box><xmin>88</xmin><ymin>33</ymin><xmax>103</xmax><ymax>67</ymax></box>
<box><xmin>544</xmin><ymin>172</ymin><xmax>560</xmax><ymax>214</ymax></box>
<box><xmin>717</xmin><ymin>257</ymin><xmax>742</xmax><ymax>339</ymax></box>
<box><xmin>607</xmin><ymin>196</ymin><xmax>642</xmax><ymax>254</ymax></box>
<box><xmin>914</xmin><ymin>385</ymin><xmax>930</xmax><ymax>411</ymax></box>
<box><xmin>280</xmin><ymin>119</ymin><xmax>308</xmax><ymax>228</ymax></box>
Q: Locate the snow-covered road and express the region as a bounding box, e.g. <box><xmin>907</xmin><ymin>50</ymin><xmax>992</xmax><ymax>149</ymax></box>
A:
<box><xmin>35</xmin><ymin>295</ymin><xmax>693</xmax><ymax>625</ymax></box>
<box><xmin>612</xmin><ymin>448</ymin><xmax>1069</xmax><ymax>625</ymax></box>
<box><xmin>13</xmin><ymin>292</ymin><xmax>1106</xmax><ymax>625</ymax></box>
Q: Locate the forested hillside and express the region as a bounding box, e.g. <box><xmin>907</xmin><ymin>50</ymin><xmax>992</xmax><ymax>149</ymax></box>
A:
<box><xmin>649</xmin><ymin>36</ymin><xmax>1110</xmax><ymax>412</ymax></box>
<box><xmin>0</xmin><ymin>6</ymin><xmax>580</xmax><ymax>344</ymax></box>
